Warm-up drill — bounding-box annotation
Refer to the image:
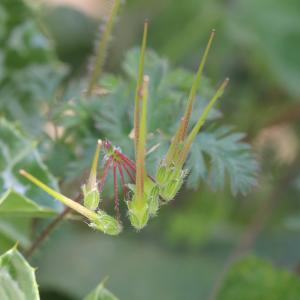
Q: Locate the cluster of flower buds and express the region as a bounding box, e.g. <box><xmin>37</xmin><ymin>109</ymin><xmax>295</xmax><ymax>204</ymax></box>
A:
<box><xmin>19</xmin><ymin>22</ymin><xmax>228</xmax><ymax>235</ymax></box>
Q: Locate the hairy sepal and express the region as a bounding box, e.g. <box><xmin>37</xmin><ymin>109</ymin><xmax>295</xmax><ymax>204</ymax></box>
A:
<box><xmin>89</xmin><ymin>210</ymin><xmax>122</xmax><ymax>235</ymax></box>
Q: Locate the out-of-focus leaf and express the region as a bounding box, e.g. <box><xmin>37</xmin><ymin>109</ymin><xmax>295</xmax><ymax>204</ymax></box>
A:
<box><xmin>0</xmin><ymin>218</ymin><xmax>31</xmax><ymax>253</ymax></box>
<box><xmin>0</xmin><ymin>189</ymin><xmax>56</xmax><ymax>217</ymax></box>
<box><xmin>0</xmin><ymin>0</ymin><xmax>66</xmax><ymax>135</ymax></box>
<box><xmin>0</xmin><ymin>118</ymin><xmax>61</xmax><ymax>249</ymax></box>
<box><xmin>227</xmin><ymin>0</ymin><xmax>300</xmax><ymax>97</ymax></box>
<box><xmin>84</xmin><ymin>279</ymin><xmax>119</xmax><ymax>300</ymax></box>
<box><xmin>0</xmin><ymin>118</ymin><xmax>61</xmax><ymax>211</ymax></box>
<box><xmin>165</xmin><ymin>187</ymin><xmax>229</xmax><ymax>247</ymax></box>
<box><xmin>0</xmin><ymin>247</ymin><xmax>40</xmax><ymax>300</ymax></box>
<box><xmin>218</xmin><ymin>256</ymin><xmax>300</xmax><ymax>300</ymax></box>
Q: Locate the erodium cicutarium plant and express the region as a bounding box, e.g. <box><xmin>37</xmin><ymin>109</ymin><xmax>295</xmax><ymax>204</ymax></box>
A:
<box><xmin>19</xmin><ymin>20</ymin><xmax>235</xmax><ymax>234</ymax></box>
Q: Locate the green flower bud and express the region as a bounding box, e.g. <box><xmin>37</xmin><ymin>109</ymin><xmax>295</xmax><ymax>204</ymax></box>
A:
<box><xmin>156</xmin><ymin>164</ymin><xmax>168</xmax><ymax>186</ymax></box>
<box><xmin>127</xmin><ymin>198</ymin><xmax>149</xmax><ymax>230</ymax></box>
<box><xmin>82</xmin><ymin>139</ymin><xmax>102</xmax><ymax>210</ymax></box>
<box><xmin>89</xmin><ymin>210</ymin><xmax>122</xmax><ymax>235</ymax></box>
<box><xmin>82</xmin><ymin>184</ymin><xmax>100</xmax><ymax>211</ymax></box>
<box><xmin>157</xmin><ymin>167</ymin><xmax>187</xmax><ymax>201</ymax></box>
<box><xmin>148</xmin><ymin>185</ymin><xmax>160</xmax><ymax>216</ymax></box>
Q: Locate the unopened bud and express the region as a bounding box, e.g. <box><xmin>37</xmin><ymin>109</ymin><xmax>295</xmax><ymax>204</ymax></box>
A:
<box><xmin>148</xmin><ymin>185</ymin><xmax>160</xmax><ymax>216</ymax></box>
<box><xmin>90</xmin><ymin>210</ymin><xmax>122</xmax><ymax>235</ymax></box>
<box><xmin>82</xmin><ymin>185</ymin><xmax>100</xmax><ymax>211</ymax></box>
<box><xmin>127</xmin><ymin>198</ymin><xmax>149</xmax><ymax>230</ymax></box>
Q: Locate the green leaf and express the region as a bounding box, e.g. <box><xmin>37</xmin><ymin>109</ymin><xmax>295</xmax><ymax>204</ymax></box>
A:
<box><xmin>0</xmin><ymin>247</ymin><xmax>40</xmax><ymax>300</ymax></box>
<box><xmin>0</xmin><ymin>118</ymin><xmax>61</xmax><ymax>212</ymax></box>
<box><xmin>84</xmin><ymin>279</ymin><xmax>119</xmax><ymax>300</ymax></box>
<box><xmin>218</xmin><ymin>256</ymin><xmax>300</xmax><ymax>300</ymax></box>
<box><xmin>0</xmin><ymin>218</ymin><xmax>31</xmax><ymax>253</ymax></box>
<box><xmin>186</xmin><ymin>126</ymin><xmax>258</xmax><ymax>195</ymax></box>
<box><xmin>0</xmin><ymin>189</ymin><xmax>56</xmax><ymax>217</ymax></box>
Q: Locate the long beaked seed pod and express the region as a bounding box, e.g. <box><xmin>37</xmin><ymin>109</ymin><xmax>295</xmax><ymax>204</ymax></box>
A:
<box><xmin>164</xmin><ymin>30</ymin><xmax>215</xmax><ymax>167</ymax></box>
<box><xmin>19</xmin><ymin>170</ymin><xmax>122</xmax><ymax>235</ymax></box>
<box><xmin>177</xmin><ymin>78</ymin><xmax>229</xmax><ymax>168</ymax></box>
<box><xmin>82</xmin><ymin>140</ymin><xmax>102</xmax><ymax>210</ymax></box>
<box><xmin>134</xmin><ymin>20</ymin><xmax>148</xmax><ymax>156</ymax></box>
<box><xmin>128</xmin><ymin>75</ymin><xmax>151</xmax><ymax>230</ymax></box>
<box><xmin>156</xmin><ymin>78</ymin><xmax>229</xmax><ymax>202</ymax></box>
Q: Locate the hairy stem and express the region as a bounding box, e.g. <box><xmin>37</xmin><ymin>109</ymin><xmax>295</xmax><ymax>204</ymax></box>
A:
<box><xmin>86</xmin><ymin>0</ymin><xmax>121</xmax><ymax>96</ymax></box>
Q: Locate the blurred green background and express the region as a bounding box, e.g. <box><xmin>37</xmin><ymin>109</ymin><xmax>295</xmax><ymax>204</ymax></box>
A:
<box><xmin>1</xmin><ymin>0</ymin><xmax>300</xmax><ymax>299</ymax></box>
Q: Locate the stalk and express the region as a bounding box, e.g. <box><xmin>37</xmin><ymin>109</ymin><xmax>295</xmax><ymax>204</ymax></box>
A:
<box><xmin>19</xmin><ymin>170</ymin><xmax>98</xmax><ymax>221</ymax></box>
<box><xmin>86</xmin><ymin>0</ymin><xmax>121</xmax><ymax>96</ymax></box>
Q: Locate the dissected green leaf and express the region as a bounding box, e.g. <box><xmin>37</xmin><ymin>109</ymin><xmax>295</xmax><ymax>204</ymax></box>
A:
<box><xmin>186</xmin><ymin>126</ymin><xmax>258</xmax><ymax>195</ymax></box>
<box><xmin>0</xmin><ymin>247</ymin><xmax>40</xmax><ymax>300</ymax></box>
<box><xmin>218</xmin><ymin>256</ymin><xmax>300</xmax><ymax>300</ymax></box>
<box><xmin>84</xmin><ymin>279</ymin><xmax>119</xmax><ymax>300</ymax></box>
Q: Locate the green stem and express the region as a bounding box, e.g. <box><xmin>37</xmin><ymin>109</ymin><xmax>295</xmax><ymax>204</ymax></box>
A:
<box><xmin>86</xmin><ymin>0</ymin><xmax>121</xmax><ymax>96</ymax></box>
<box><xmin>165</xmin><ymin>30</ymin><xmax>215</xmax><ymax>165</ymax></box>
<box><xmin>19</xmin><ymin>170</ymin><xmax>98</xmax><ymax>221</ymax></box>
<box><xmin>177</xmin><ymin>78</ymin><xmax>229</xmax><ymax>167</ymax></box>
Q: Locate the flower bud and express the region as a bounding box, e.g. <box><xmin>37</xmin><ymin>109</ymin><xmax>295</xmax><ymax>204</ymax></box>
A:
<box><xmin>157</xmin><ymin>167</ymin><xmax>187</xmax><ymax>201</ymax></box>
<box><xmin>82</xmin><ymin>140</ymin><xmax>102</xmax><ymax>210</ymax></box>
<box><xmin>89</xmin><ymin>210</ymin><xmax>122</xmax><ymax>235</ymax></box>
<box><xmin>156</xmin><ymin>164</ymin><xmax>168</xmax><ymax>185</ymax></box>
<box><xmin>82</xmin><ymin>185</ymin><xmax>100</xmax><ymax>211</ymax></box>
<box><xmin>127</xmin><ymin>198</ymin><xmax>149</xmax><ymax>230</ymax></box>
<box><xmin>148</xmin><ymin>185</ymin><xmax>160</xmax><ymax>216</ymax></box>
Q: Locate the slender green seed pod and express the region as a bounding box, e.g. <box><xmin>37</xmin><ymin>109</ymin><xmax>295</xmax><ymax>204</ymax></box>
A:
<box><xmin>165</xmin><ymin>30</ymin><xmax>215</xmax><ymax>166</ymax></box>
<box><xmin>128</xmin><ymin>75</ymin><xmax>151</xmax><ymax>229</ymax></box>
<box><xmin>19</xmin><ymin>169</ymin><xmax>122</xmax><ymax>235</ymax></box>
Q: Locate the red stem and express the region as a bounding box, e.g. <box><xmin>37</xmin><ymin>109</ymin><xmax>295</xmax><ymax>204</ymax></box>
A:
<box><xmin>117</xmin><ymin>162</ymin><xmax>128</xmax><ymax>200</ymax></box>
<box><xmin>121</xmin><ymin>162</ymin><xmax>135</xmax><ymax>182</ymax></box>
<box><xmin>113</xmin><ymin>161</ymin><xmax>120</xmax><ymax>220</ymax></box>
<box><xmin>98</xmin><ymin>156</ymin><xmax>113</xmax><ymax>192</ymax></box>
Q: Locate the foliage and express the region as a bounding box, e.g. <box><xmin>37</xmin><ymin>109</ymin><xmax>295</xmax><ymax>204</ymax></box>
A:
<box><xmin>218</xmin><ymin>256</ymin><xmax>300</xmax><ymax>300</ymax></box>
<box><xmin>0</xmin><ymin>118</ymin><xmax>61</xmax><ymax>251</ymax></box>
<box><xmin>0</xmin><ymin>0</ymin><xmax>66</xmax><ymax>135</ymax></box>
<box><xmin>84</xmin><ymin>279</ymin><xmax>119</xmax><ymax>300</ymax></box>
<box><xmin>0</xmin><ymin>247</ymin><xmax>117</xmax><ymax>300</ymax></box>
<box><xmin>57</xmin><ymin>48</ymin><xmax>258</xmax><ymax>196</ymax></box>
<box><xmin>0</xmin><ymin>247</ymin><xmax>39</xmax><ymax>300</ymax></box>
